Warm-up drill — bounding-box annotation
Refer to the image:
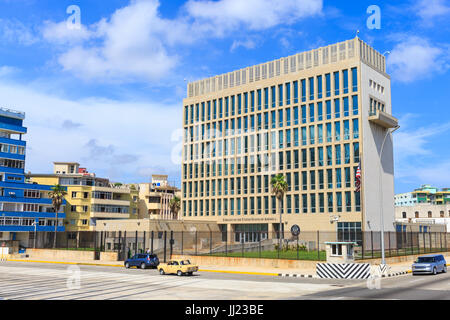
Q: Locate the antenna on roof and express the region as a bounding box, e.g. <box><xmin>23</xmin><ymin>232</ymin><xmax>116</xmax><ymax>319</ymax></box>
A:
<box><xmin>356</xmin><ymin>30</ymin><xmax>360</xmax><ymax>38</ymax></box>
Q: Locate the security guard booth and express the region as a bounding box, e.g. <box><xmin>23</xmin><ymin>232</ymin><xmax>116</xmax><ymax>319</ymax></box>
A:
<box><xmin>324</xmin><ymin>241</ymin><xmax>357</xmax><ymax>263</ymax></box>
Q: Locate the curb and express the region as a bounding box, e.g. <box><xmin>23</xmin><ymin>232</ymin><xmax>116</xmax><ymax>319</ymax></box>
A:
<box><xmin>278</xmin><ymin>273</ymin><xmax>316</xmax><ymax>278</ymax></box>
<box><xmin>5</xmin><ymin>259</ymin><xmax>123</xmax><ymax>268</ymax></box>
<box><xmin>198</xmin><ymin>269</ymin><xmax>279</xmax><ymax>276</ymax></box>
<box><xmin>381</xmin><ymin>271</ymin><xmax>409</xmax><ymax>277</ymax></box>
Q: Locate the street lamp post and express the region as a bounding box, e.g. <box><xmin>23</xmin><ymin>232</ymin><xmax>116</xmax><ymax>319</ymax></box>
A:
<box><xmin>379</xmin><ymin>125</ymin><xmax>400</xmax><ymax>265</ymax></box>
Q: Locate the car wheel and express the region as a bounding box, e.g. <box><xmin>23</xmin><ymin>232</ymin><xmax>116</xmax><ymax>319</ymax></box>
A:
<box><xmin>125</xmin><ymin>262</ymin><xmax>130</xmax><ymax>269</ymax></box>
<box><xmin>188</xmin><ymin>272</ymin><xmax>193</xmax><ymax>276</ymax></box>
<box><xmin>140</xmin><ymin>263</ymin><xmax>146</xmax><ymax>269</ymax></box>
<box><xmin>433</xmin><ymin>267</ymin><xmax>437</xmax><ymax>275</ymax></box>
<box><xmin>159</xmin><ymin>269</ymin><xmax>165</xmax><ymax>275</ymax></box>
<box><xmin>443</xmin><ymin>265</ymin><xmax>447</xmax><ymax>273</ymax></box>
<box><xmin>177</xmin><ymin>270</ymin><xmax>183</xmax><ymax>276</ymax></box>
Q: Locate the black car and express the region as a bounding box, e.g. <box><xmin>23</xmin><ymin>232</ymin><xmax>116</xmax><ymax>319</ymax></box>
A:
<box><xmin>125</xmin><ymin>253</ymin><xmax>159</xmax><ymax>269</ymax></box>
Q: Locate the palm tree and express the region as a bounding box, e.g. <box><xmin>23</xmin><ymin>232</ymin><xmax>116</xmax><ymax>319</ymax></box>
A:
<box><xmin>169</xmin><ymin>196</ymin><xmax>181</xmax><ymax>220</ymax></box>
<box><xmin>271</xmin><ymin>174</ymin><xmax>288</xmax><ymax>249</ymax></box>
<box><xmin>48</xmin><ymin>184</ymin><xmax>67</xmax><ymax>248</ymax></box>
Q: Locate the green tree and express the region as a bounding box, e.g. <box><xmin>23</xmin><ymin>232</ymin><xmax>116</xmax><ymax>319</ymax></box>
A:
<box><xmin>48</xmin><ymin>184</ymin><xmax>67</xmax><ymax>248</ymax></box>
<box><xmin>169</xmin><ymin>195</ymin><xmax>181</xmax><ymax>220</ymax></box>
<box><xmin>270</xmin><ymin>174</ymin><xmax>288</xmax><ymax>249</ymax></box>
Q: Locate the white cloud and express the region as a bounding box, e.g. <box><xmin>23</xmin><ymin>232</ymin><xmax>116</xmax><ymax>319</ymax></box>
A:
<box><xmin>230</xmin><ymin>38</ymin><xmax>258</xmax><ymax>52</ymax></box>
<box><xmin>41</xmin><ymin>20</ymin><xmax>93</xmax><ymax>45</ymax></box>
<box><xmin>387</xmin><ymin>36</ymin><xmax>449</xmax><ymax>83</ymax></box>
<box><xmin>415</xmin><ymin>0</ymin><xmax>450</xmax><ymax>21</ymax></box>
<box><xmin>394</xmin><ymin>114</ymin><xmax>450</xmax><ymax>188</ymax></box>
<box><xmin>0</xmin><ymin>65</ymin><xmax>19</xmax><ymax>77</ymax></box>
<box><xmin>0</xmin><ymin>18</ymin><xmax>38</xmax><ymax>46</ymax></box>
<box><xmin>185</xmin><ymin>0</ymin><xmax>322</xmax><ymax>36</ymax></box>
<box><xmin>395</xmin><ymin>115</ymin><xmax>450</xmax><ymax>158</ymax></box>
<box><xmin>0</xmin><ymin>80</ymin><xmax>182</xmax><ymax>183</ymax></box>
<box><xmin>40</xmin><ymin>0</ymin><xmax>323</xmax><ymax>83</ymax></box>
<box><xmin>415</xmin><ymin>161</ymin><xmax>450</xmax><ymax>186</ymax></box>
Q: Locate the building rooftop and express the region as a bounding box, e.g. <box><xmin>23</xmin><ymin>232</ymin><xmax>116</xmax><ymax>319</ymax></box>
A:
<box><xmin>186</xmin><ymin>37</ymin><xmax>386</xmax><ymax>99</ymax></box>
<box><xmin>0</xmin><ymin>107</ymin><xmax>25</xmax><ymax>120</ymax></box>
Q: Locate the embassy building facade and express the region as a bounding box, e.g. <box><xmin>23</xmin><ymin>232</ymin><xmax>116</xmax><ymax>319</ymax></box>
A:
<box><xmin>181</xmin><ymin>37</ymin><xmax>398</xmax><ymax>240</ymax></box>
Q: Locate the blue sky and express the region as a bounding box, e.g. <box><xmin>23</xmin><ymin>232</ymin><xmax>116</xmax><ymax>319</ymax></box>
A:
<box><xmin>0</xmin><ymin>0</ymin><xmax>449</xmax><ymax>192</ymax></box>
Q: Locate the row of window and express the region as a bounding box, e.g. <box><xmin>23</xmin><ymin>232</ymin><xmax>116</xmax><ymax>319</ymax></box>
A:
<box><xmin>183</xmin><ymin>143</ymin><xmax>360</xmax><ymax>179</ymax></box>
<box><xmin>91</xmin><ymin>204</ymin><xmax>129</xmax><ymax>213</ymax></box>
<box><xmin>369</xmin><ymin>97</ymin><xmax>385</xmax><ymax>115</ymax></box>
<box><xmin>183</xmin><ymin>167</ymin><xmax>359</xmax><ymax>198</ymax></box>
<box><xmin>0</xmin><ymin>143</ymin><xmax>25</xmax><ymax>155</ymax></box>
<box><xmin>402</xmin><ymin>211</ymin><xmax>450</xmax><ymax>218</ymax></box>
<box><xmin>182</xmin><ymin>191</ymin><xmax>361</xmax><ymax>216</ymax></box>
<box><xmin>0</xmin><ymin>217</ymin><xmax>61</xmax><ymax>226</ymax></box>
<box><xmin>184</xmin><ymin>97</ymin><xmax>359</xmax><ymax>144</ymax></box>
<box><xmin>184</xmin><ymin>121</ymin><xmax>360</xmax><ymax>161</ymax></box>
<box><xmin>0</xmin><ymin>158</ymin><xmax>25</xmax><ymax>169</ymax></box>
<box><xmin>184</xmin><ymin>68</ymin><xmax>358</xmax><ymax>125</ymax></box>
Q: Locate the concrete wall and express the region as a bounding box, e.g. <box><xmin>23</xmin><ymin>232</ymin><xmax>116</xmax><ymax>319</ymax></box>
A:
<box><xmin>360</xmin><ymin>62</ymin><xmax>395</xmax><ymax>232</ymax></box>
<box><xmin>171</xmin><ymin>254</ymin><xmax>319</xmax><ymax>270</ymax></box>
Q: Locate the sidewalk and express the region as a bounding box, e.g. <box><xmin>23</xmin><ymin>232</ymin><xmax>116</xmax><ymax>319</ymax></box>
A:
<box><xmin>6</xmin><ymin>255</ymin><xmax>447</xmax><ymax>278</ymax></box>
<box><xmin>5</xmin><ymin>256</ymin><xmax>315</xmax><ymax>276</ymax></box>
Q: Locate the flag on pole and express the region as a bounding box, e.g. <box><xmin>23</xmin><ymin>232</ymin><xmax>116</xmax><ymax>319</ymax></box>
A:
<box><xmin>355</xmin><ymin>163</ymin><xmax>361</xmax><ymax>192</ymax></box>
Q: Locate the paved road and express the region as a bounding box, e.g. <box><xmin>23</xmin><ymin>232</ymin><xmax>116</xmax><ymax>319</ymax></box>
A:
<box><xmin>301</xmin><ymin>272</ymin><xmax>450</xmax><ymax>300</ymax></box>
<box><xmin>0</xmin><ymin>261</ymin><xmax>448</xmax><ymax>300</ymax></box>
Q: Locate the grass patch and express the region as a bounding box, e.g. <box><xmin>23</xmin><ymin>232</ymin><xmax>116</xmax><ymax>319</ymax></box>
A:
<box><xmin>203</xmin><ymin>250</ymin><xmax>326</xmax><ymax>261</ymax></box>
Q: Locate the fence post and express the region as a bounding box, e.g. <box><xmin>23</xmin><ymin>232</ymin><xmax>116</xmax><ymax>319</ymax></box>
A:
<box><xmin>445</xmin><ymin>232</ymin><xmax>448</xmax><ymax>252</ymax></box>
<box><xmin>429</xmin><ymin>233</ymin><xmax>432</xmax><ymax>252</ymax></box>
<box><xmin>371</xmin><ymin>231</ymin><xmax>374</xmax><ymax>259</ymax></box>
<box><xmin>241</xmin><ymin>235</ymin><xmax>244</xmax><ymax>257</ymax></box>
<box><xmin>361</xmin><ymin>231</ymin><xmax>365</xmax><ymax>259</ymax></box>
<box><xmin>388</xmin><ymin>231</ymin><xmax>391</xmax><ymax>257</ymax></box>
<box><xmin>195</xmin><ymin>231</ymin><xmax>198</xmax><ymax>256</ymax></box>
<box><xmin>317</xmin><ymin>231</ymin><xmax>320</xmax><ymax>261</ymax></box>
<box><xmin>143</xmin><ymin>231</ymin><xmax>146</xmax><ymax>254</ymax></box>
<box><xmin>135</xmin><ymin>230</ymin><xmax>138</xmax><ymax>255</ymax></box>
<box><xmin>259</xmin><ymin>231</ymin><xmax>262</xmax><ymax>259</ymax></box>
<box><xmin>181</xmin><ymin>231</ymin><xmax>184</xmax><ymax>256</ymax></box>
<box><xmin>423</xmin><ymin>232</ymin><xmax>426</xmax><ymax>253</ymax></box>
<box><xmin>210</xmin><ymin>231</ymin><xmax>212</xmax><ymax>255</ymax></box>
<box><xmin>123</xmin><ymin>231</ymin><xmax>128</xmax><ymax>259</ymax></box>
<box><xmin>170</xmin><ymin>231</ymin><xmax>173</xmax><ymax>258</ymax></box>
<box><xmin>163</xmin><ymin>231</ymin><xmax>167</xmax><ymax>263</ymax></box>
<box><xmin>225</xmin><ymin>233</ymin><xmax>228</xmax><ymax>257</ymax></box>
<box><xmin>151</xmin><ymin>231</ymin><xmax>154</xmax><ymax>255</ymax></box>
<box><xmin>118</xmin><ymin>231</ymin><xmax>122</xmax><ymax>261</ymax></box>
<box><xmin>410</xmin><ymin>231</ymin><xmax>413</xmax><ymax>255</ymax></box>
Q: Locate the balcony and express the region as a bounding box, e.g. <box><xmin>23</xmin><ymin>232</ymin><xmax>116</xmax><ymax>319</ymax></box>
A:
<box><xmin>368</xmin><ymin>110</ymin><xmax>399</xmax><ymax>129</ymax></box>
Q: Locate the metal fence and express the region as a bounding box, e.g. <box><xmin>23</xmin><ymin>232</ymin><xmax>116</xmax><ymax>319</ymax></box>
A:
<box><xmin>26</xmin><ymin>230</ymin><xmax>450</xmax><ymax>262</ymax></box>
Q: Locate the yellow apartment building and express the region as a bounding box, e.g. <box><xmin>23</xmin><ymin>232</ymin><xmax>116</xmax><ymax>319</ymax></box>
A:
<box><xmin>28</xmin><ymin>162</ymin><xmax>139</xmax><ymax>243</ymax></box>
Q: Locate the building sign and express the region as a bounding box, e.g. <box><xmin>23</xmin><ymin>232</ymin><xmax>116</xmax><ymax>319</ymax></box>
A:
<box><xmin>291</xmin><ymin>224</ymin><xmax>301</xmax><ymax>236</ymax></box>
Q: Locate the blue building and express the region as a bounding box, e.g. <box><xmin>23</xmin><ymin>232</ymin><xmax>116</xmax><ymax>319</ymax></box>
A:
<box><xmin>0</xmin><ymin>107</ymin><xmax>65</xmax><ymax>247</ymax></box>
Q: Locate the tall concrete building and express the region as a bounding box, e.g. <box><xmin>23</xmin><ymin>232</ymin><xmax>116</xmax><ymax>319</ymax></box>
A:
<box><xmin>181</xmin><ymin>37</ymin><xmax>398</xmax><ymax>241</ymax></box>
